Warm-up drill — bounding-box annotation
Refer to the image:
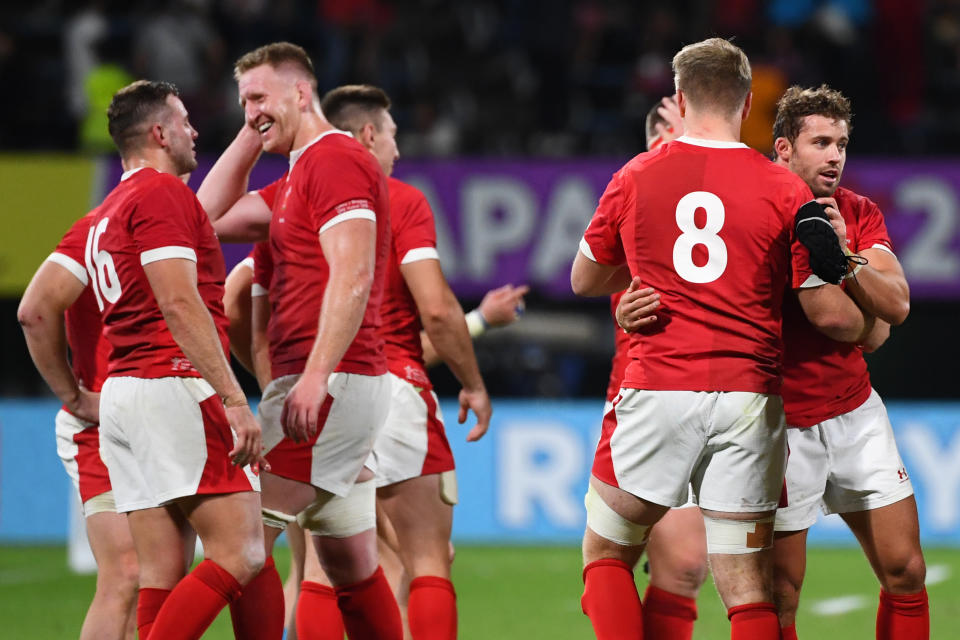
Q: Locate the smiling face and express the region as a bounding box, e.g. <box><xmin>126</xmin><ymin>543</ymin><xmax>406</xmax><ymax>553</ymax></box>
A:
<box><xmin>163</xmin><ymin>94</ymin><xmax>198</xmax><ymax>175</ymax></box>
<box><xmin>780</xmin><ymin>114</ymin><xmax>848</xmax><ymax>197</ymax></box>
<box><xmin>238</xmin><ymin>63</ymin><xmax>307</xmax><ymax>155</ymax></box>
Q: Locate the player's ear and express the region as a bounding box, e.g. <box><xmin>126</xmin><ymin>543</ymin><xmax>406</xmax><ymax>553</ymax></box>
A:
<box><xmin>773</xmin><ymin>137</ymin><xmax>792</xmax><ymax>162</ymax></box>
<box><xmin>295</xmin><ymin>80</ymin><xmax>313</xmax><ymax>110</ymax></box>
<box><xmin>360</xmin><ymin>122</ymin><xmax>376</xmax><ymax>147</ymax></box>
<box><xmin>676</xmin><ymin>90</ymin><xmax>687</xmax><ymax>117</ymax></box>
<box><xmin>149</xmin><ymin>122</ymin><xmax>166</xmax><ymax>149</ymax></box>
<box><xmin>740</xmin><ymin>91</ymin><xmax>753</xmax><ymax>122</ymax></box>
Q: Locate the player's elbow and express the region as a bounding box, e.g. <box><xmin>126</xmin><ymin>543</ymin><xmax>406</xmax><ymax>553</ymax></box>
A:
<box><xmin>810</xmin><ymin>310</ymin><xmax>864</xmax><ymax>343</ymax></box>
<box><xmin>887</xmin><ymin>299</ymin><xmax>909</xmax><ymax>327</ymax></box>
<box><xmin>570</xmin><ymin>268</ymin><xmax>596</xmax><ymax>297</ymax></box>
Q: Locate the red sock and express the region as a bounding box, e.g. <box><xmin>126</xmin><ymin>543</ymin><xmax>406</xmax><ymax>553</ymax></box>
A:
<box><xmin>642</xmin><ymin>584</ymin><xmax>697</xmax><ymax>640</ymax></box>
<box><xmin>334</xmin><ymin>566</ymin><xmax>403</xmax><ymax>640</ymax></box>
<box><xmin>728</xmin><ymin>602</ymin><xmax>780</xmax><ymax>640</ymax></box>
<box><xmin>230</xmin><ymin>556</ymin><xmax>284</xmax><ymax>640</ymax></box>
<box><xmin>296</xmin><ymin>581</ymin><xmax>345</xmax><ymax>640</ymax></box>
<box><xmin>781</xmin><ymin>621</ymin><xmax>799</xmax><ymax>640</ymax></box>
<box><xmin>877</xmin><ymin>588</ymin><xmax>929</xmax><ymax>640</ymax></box>
<box><xmin>581</xmin><ymin>559</ymin><xmax>643</xmax><ymax>640</ymax></box>
<box><xmin>147</xmin><ymin>559</ymin><xmax>242</xmax><ymax>640</ymax></box>
<box><xmin>408</xmin><ymin>576</ymin><xmax>457</xmax><ymax>640</ymax></box>
<box><xmin>137</xmin><ymin>587</ymin><xmax>170</xmax><ymax>639</ymax></box>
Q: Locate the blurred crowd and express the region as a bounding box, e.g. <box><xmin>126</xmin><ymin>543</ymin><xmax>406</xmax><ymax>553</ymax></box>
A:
<box><xmin>0</xmin><ymin>0</ymin><xmax>950</xmax><ymax>157</ymax></box>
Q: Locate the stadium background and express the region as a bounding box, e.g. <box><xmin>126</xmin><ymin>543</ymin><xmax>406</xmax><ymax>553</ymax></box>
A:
<box><xmin>1</xmin><ymin>1</ymin><xmax>959</xmax><ymax>637</ymax></box>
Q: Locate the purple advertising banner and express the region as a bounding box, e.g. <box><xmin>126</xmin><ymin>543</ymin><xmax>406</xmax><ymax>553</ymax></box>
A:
<box><xmin>103</xmin><ymin>155</ymin><xmax>960</xmax><ymax>300</ymax></box>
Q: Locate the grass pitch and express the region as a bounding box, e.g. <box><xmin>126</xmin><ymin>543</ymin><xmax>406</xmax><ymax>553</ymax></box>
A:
<box><xmin>1</xmin><ymin>545</ymin><xmax>957</xmax><ymax>638</ymax></box>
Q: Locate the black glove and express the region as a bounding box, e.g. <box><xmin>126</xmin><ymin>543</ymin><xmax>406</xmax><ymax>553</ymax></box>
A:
<box><xmin>794</xmin><ymin>201</ymin><xmax>848</xmax><ymax>285</ymax></box>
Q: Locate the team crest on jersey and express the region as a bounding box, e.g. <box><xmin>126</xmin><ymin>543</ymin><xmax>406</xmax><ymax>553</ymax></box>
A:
<box><xmin>170</xmin><ymin>357</ymin><xmax>198</xmax><ymax>373</ymax></box>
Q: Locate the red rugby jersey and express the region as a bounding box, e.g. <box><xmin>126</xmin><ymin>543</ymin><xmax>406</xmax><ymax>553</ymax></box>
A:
<box><xmin>258</xmin><ymin>131</ymin><xmax>390</xmax><ymax>377</ymax></box>
<box><xmin>605</xmin><ymin>291</ymin><xmax>629</xmax><ymax>403</ymax></box>
<box><xmin>47</xmin><ymin>212</ymin><xmax>111</xmax><ymax>396</ymax></box>
<box><xmin>781</xmin><ymin>186</ymin><xmax>894</xmax><ymax>426</ymax></box>
<box><xmin>86</xmin><ymin>168</ymin><xmax>229</xmax><ymax>378</ymax></box>
<box><xmin>380</xmin><ymin>177</ymin><xmax>439</xmax><ymax>389</ymax></box>
<box><xmin>581</xmin><ymin>136</ymin><xmax>815</xmax><ymax>394</ymax></box>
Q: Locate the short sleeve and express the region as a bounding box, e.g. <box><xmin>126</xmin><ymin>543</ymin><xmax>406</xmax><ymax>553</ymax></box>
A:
<box><xmin>393</xmin><ymin>185</ymin><xmax>438</xmax><ymax>264</ymax></box>
<box><xmin>251</xmin><ymin>241</ymin><xmax>272</xmax><ymax>297</ymax></box>
<box><xmin>47</xmin><ymin>213</ymin><xmax>93</xmax><ymax>285</ymax></box>
<box><xmin>130</xmin><ymin>177</ymin><xmax>202</xmax><ymax>265</ymax></box>
<box><xmin>853</xmin><ymin>196</ymin><xmax>895</xmax><ymax>256</ymax></box>
<box><xmin>580</xmin><ymin>172</ymin><xmax>628</xmax><ymax>266</ymax></box>
<box><xmin>256</xmin><ymin>176</ymin><xmax>285</xmax><ymax>211</ymax></box>
<box><xmin>302</xmin><ymin>152</ymin><xmax>377</xmax><ymax>234</ymax></box>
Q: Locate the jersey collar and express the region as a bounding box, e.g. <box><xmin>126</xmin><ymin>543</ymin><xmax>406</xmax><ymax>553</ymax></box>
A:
<box><xmin>289</xmin><ymin>129</ymin><xmax>354</xmax><ymax>169</ymax></box>
<box><xmin>676</xmin><ymin>135</ymin><xmax>748</xmax><ymax>149</ymax></box>
<box><xmin>120</xmin><ymin>166</ymin><xmax>150</xmax><ymax>181</ymax></box>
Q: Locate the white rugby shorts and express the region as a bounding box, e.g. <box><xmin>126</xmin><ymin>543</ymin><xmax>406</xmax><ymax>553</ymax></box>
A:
<box><xmin>775</xmin><ymin>388</ymin><xmax>914</xmax><ymax>532</ymax></box>
<box><xmin>592</xmin><ymin>389</ymin><xmax>786</xmax><ymax>512</ymax></box>
<box><xmin>55</xmin><ymin>409</ymin><xmax>113</xmax><ymax>514</ymax></box>
<box><xmin>259</xmin><ymin>372</ymin><xmax>390</xmax><ymax>497</ymax></box>
<box><xmin>374</xmin><ymin>373</ymin><xmax>454</xmax><ymax>488</ymax></box>
<box><xmin>99</xmin><ymin>376</ymin><xmax>260</xmax><ymax>513</ymax></box>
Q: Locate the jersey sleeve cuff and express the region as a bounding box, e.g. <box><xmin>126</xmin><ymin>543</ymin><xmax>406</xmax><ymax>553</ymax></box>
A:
<box><xmin>140</xmin><ymin>246</ymin><xmax>197</xmax><ymax>265</ymax></box>
<box><xmin>400</xmin><ymin>247</ymin><xmax>440</xmax><ymax>264</ymax></box>
<box><xmin>318</xmin><ymin>209</ymin><xmax>376</xmax><ymax>235</ymax></box>
<box><xmin>46</xmin><ymin>252</ymin><xmax>88</xmax><ymax>285</ymax></box>
<box><xmin>579</xmin><ymin>236</ymin><xmax>599</xmax><ymax>262</ymax></box>
<box><xmin>798</xmin><ymin>273</ymin><xmax>829</xmax><ymax>289</ymax></box>
<box><xmin>251</xmin><ymin>283</ymin><xmax>268</xmax><ymax>297</ymax></box>
<box><xmin>239</xmin><ymin>257</ymin><xmax>255</xmax><ymax>270</ymax></box>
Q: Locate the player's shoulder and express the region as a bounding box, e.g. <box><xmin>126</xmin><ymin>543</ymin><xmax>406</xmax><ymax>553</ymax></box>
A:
<box><xmin>388</xmin><ymin>176</ymin><xmax>427</xmax><ymax>204</ymax></box>
<box><xmin>834</xmin><ymin>185</ymin><xmax>881</xmax><ymax>214</ymax></box>
<box><xmin>758</xmin><ymin>158</ymin><xmax>813</xmax><ymax>199</ymax></box>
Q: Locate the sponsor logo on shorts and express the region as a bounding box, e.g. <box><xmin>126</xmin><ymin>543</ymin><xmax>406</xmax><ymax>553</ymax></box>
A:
<box><xmin>897</xmin><ymin>466</ymin><xmax>909</xmax><ymax>483</ymax></box>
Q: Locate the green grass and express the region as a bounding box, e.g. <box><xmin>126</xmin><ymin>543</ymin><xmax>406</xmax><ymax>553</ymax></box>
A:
<box><xmin>1</xmin><ymin>545</ymin><xmax>958</xmax><ymax>638</ymax></box>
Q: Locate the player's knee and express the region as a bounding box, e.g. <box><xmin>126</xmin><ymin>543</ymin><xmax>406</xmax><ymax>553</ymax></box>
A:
<box><xmin>703</xmin><ymin>514</ymin><xmax>775</xmax><ymax>555</ymax></box>
<box><xmin>583</xmin><ymin>484</ymin><xmax>651</xmax><ymax>557</ymax></box>
<box><xmin>881</xmin><ymin>550</ymin><xmax>926</xmax><ymax>593</ymax></box>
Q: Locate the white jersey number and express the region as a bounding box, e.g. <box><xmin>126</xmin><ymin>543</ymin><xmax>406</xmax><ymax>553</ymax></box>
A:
<box><xmin>672</xmin><ymin>191</ymin><xmax>727</xmax><ymax>283</ymax></box>
<box><xmin>84</xmin><ymin>218</ymin><xmax>122</xmax><ymax>310</ymax></box>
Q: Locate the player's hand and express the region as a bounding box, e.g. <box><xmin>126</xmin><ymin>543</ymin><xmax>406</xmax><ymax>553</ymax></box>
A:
<box><xmin>225</xmin><ymin>402</ymin><xmax>268</xmax><ymax>470</ymax></box>
<box><xmin>281</xmin><ymin>371</ymin><xmax>329</xmax><ymax>443</ymax></box>
<box><xmin>654</xmin><ymin>94</ymin><xmax>684</xmax><ymax>143</ymax></box>
<box><xmin>478</xmin><ymin>284</ymin><xmax>530</xmax><ymax>327</ymax></box>
<box><xmin>816</xmin><ymin>197</ymin><xmax>846</xmax><ymax>249</ymax></box>
<box><xmin>616</xmin><ymin>277</ymin><xmax>660</xmax><ymax>332</ymax></box>
<box><xmin>68</xmin><ymin>386</ymin><xmax>100</xmax><ymax>424</ymax></box>
<box><xmin>457</xmin><ymin>386</ymin><xmax>492</xmax><ymax>442</ymax></box>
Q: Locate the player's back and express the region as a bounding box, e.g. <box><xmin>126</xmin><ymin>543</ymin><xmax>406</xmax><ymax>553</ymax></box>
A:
<box><xmin>611</xmin><ymin>137</ymin><xmax>813</xmax><ymax>394</ymax></box>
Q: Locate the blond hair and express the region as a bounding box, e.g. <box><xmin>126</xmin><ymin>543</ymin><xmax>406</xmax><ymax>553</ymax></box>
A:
<box><xmin>672</xmin><ymin>38</ymin><xmax>751</xmax><ymax>115</ymax></box>
<box><xmin>233</xmin><ymin>42</ymin><xmax>317</xmax><ymax>90</ymax></box>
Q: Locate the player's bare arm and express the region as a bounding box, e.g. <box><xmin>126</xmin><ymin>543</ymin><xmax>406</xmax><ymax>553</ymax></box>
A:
<box><xmin>281</xmin><ymin>218</ymin><xmax>376</xmax><ymax>442</ymax></box>
<box><xmin>211</xmin><ymin>192</ymin><xmax>271</xmax><ymax>243</ymax></box>
<box><xmin>571</xmin><ymin>251</ymin><xmax>632</xmax><ymax>297</ymax></box>
<box><xmin>224</xmin><ymin>259</ymin><xmax>256</xmax><ymax>374</ymax></box>
<box><xmin>250</xmin><ymin>292</ymin><xmax>273</xmax><ymax>392</ymax></box>
<box><xmin>614</xmin><ymin>276</ymin><xmax>661</xmax><ymax>332</ymax></box>
<box><xmin>402</xmin><ymin>258</ymin><xmax>492</xmax><ymax>441</ymax></box>
<box><xmin>420</xmin><ymin>283</ymin><xmax>529</xmax><ymax>367</ymax></box>
<box><xmin>196</xmin><ymin>125</ymin><xmax>263</xmax><ymax>218</ymax></box>
<box><xmin>843</xmin><ymin>247</ymin><xmax>910</xmax><ymax>326</ymax></box>
<box><xmin>18</xmin><ymin>261</ymin><xmax>100</xmax><ymax>422</ymax></box>
<box><xmin>143</xmin><ymin>257</ymin><xmax>264</xmax><ymax>468</ymax></box>
<box><xmin>795</xmin><ymin>283</ymin><xmax>874</xmax><ymax>343</ymax></box>
<box><xmin>859</xmin><ymin>318</ymin><xmax>891</xmax><ymax>353</ymax></box>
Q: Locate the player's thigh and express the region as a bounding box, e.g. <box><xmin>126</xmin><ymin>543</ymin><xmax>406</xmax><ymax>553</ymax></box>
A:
<box><xmin>821</xmin><ymin>390</ymin><xmax>914</xmax><ymax>515</ymax></box>
<box><xmin>840</xmin><ymin>496</ymin><xmax>925</xmax><ymax>591</ymax></box>
<box><xmin>772</xmin><ymin>529</ymin><xmax>809</xmax><ymax>595</ymax></box>
<box><xmin>595</xmin><ymin>389</ymin><xmax>709</xmax><ymax>508</ymax></box>
<box><xmin>775</xmin><ymin>425</ymin><xmax>829</xmax><ymax>533</ymax></box>
<box><xmin>645</xmin><ymin>506</ymin><xmax>708</xmax><ymax>594</ymax></box>
<box><xmin>85</xmin><ymin>509</ymin><xmax>138</xmax><ymax>579</ymax></box>
<box><xmin>696</xmin><ymin>392</ymin><xmax>786</xmax><ymax>513</ymax></box>
<box><xmin>178</xmin><ymin>491</ymin><xmax>265</xmax><ymax>576</ymax></box>
<box><xmin>126</xmin><ymin>505</ymin><xmax>193</xmax><ymax>589</ymax></box>
<box><xmin>378</xmin><ymin>474</ymin><xmax>453</xmax><ymax>573</ymax></box>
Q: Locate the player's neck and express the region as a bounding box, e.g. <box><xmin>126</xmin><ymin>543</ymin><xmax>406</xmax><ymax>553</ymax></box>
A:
<box><xmin>290</xmin><ymin>112</ymin><xmax>335</xmax><ymax>154</ymax></box>
<box><xmin>121</xmin><ymin>150</ymin><xmax>178</xmax><ymax>177</ymax></box>
<box><xmin>682</xmin><ymin>114</ymin><xmax>742</xmax><ymax>143</ymax></box>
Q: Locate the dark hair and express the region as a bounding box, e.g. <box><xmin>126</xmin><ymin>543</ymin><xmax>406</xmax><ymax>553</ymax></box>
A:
<box><xmin>234</xmin><ymin>42</ymin><xmax>316</xmax><ymax>89</ymax></box>
<box><xmin>320</xmin><ymin>85</ymin><xmax>392</xmax><ymax>133</ymax></box>
<box><xmin>773</xmin><ymin>84</ymin><xmax>853</xmax><ymax>144</ymax></box>
<box><xmin>672</xmin><ymin>37</ymin><xmax>751</xmax><ymax>116</ymax></box>
<box><xmin>645</xmin><ymin>101</ymin><xmax>668</xmax><ymax>147</ymax></box>
<box><xmin>107</xmin><ymin>80</ymin><xmax>179</xmax><ymax>156</ymax></box>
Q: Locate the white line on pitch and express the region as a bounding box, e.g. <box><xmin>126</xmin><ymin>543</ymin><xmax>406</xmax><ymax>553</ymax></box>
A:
<box><xmin>810</xmin><ymin>595</ymin><xmax>871</xmax><ymax>616</ymax></box>
<box><xmin>926</xmin><ymin>564</ymin><xmax>950</xmax><ymax>586</ymax></box>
